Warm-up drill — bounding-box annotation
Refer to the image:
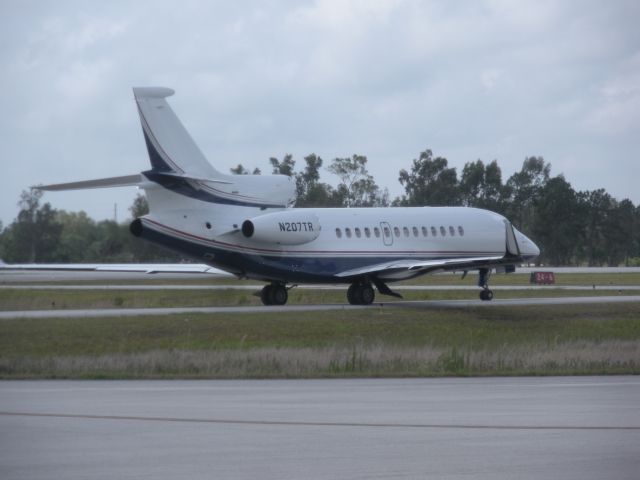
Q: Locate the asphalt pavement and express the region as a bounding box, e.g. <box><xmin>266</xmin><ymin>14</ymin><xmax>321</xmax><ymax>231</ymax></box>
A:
<box><xmin>1</xmin><ymin>377</ymin><xmax>638</xmax><ymax>479</ymax></box>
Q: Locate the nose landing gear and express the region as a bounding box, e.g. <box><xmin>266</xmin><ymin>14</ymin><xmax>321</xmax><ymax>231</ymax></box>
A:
<box><xmin>478</xmin><ymin>268</ymin><xmax>494</xmax><ymax>301</ymax></box>
<box><xmin>479</xmin><ymin>288</ymin><xmax>494</xmax><ymax>301</ymax></box>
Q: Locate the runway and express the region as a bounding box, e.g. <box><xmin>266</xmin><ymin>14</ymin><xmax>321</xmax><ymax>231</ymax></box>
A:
<box><xmin>1</xmin><ymin>295</ymin><xmax>640</xmax><ymax>319</ymax></box>
<box><xmin>1</xmin><ymin>377</ymin><xmax>638</xmax><ymax>479</ymax></box>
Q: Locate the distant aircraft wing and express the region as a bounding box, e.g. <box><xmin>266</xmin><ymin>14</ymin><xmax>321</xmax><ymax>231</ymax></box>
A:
<box><xmin>335</xmin><ymin>255</ymin><xmax>505</xmax><ymax>278</ymax></box>
<box><xmin>0</xmin><ymin>260</ymin><xmax>232</xmax><ymax>276</ymax></box>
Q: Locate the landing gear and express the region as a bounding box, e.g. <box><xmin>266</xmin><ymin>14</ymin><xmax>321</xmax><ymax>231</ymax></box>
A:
<box><xmin>479</xmin><ymin>288</ymin><xmax>494</xmax><ymax>301</ymax></box>
<box><xmin>478</xmin><ymin>268</ymin><xmax>494</xmax><ymax>301</ymax></box>
<box><xmin>260</xmin><ymin>283</ymin><xmax>288</xmax><ymax>306</ymax></box>
<box><xmin>347</xmin><ymin>282</ymin><xmax>375</xmax><ymax>305</ymax></box>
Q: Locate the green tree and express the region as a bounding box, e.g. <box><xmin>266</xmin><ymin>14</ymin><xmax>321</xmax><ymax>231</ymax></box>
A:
<box><xmin>605</xmin><ymin>198</ymin><xmax>636</xmax><ymax>266</ymax></box>
<box><xmin>327</xmin><ymin>155</ymin><xmax>388</xmax><ymax>207</ymax></box>
<box><xmin>230</xmin><ymin>164</ymin><xmax>247</xmax><ymax>175</ymax></box>
<box><xmin>577</xmin><ymin>189</ymin><xmax>614</xmax><ymax>266</ymax></box>
<box><xmin>54</xmin><ymin>211</ymin><xmax>97</xmax><ymax>262</ymax></box>
<box><xmin>0</xmin><ymin>189</ymin><xmax>62</xmax><ymax>262</ymax></box>
<box><xmin>505</xmin><ymin>156</ymin><xmax>551</xmax><ymax>233</ymax></box>
<box><xmin>397</xmin><ymin>149</ymin><xmax>460</xmax><ymax>206</ymax></box>
<box><xmin>532</xmin><ymin>176</ymin><xmax>581</xmax><ymax>265</ymax></box>
<box><xmin>459</xmin><ymin>159</ymin><xmax>507</xmax><ymax>214</ymax></box>
<box><xmin>295</xmin><ymin>154</ymin><xmax>337</xmax><ymax>207</ymax></box>
<box><xmin>129</xmin><ymin>193</ymin><xmax>149</xmax><ymax>218</ymax></box>
<box><xmin>269</xmin><ymin>154</ymin><xmax>295</xmax><ymax>177</ymax></box>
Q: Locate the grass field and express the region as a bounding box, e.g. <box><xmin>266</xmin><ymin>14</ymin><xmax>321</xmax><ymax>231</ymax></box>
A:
<box><xmin>1</xmin><ymin>271</ymin><xmax>638</xmax><ymax>379</ymax></box>
<box><xmin>1</xmin><ymin>302</ymin><xmax>638</xmax><ymax>379</ymax></box>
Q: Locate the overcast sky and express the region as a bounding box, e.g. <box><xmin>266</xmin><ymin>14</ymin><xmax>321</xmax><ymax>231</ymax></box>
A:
<box><xmin>1</xmin><ymin>0</ymin><xmax>639</xmax><ymax>226</ymax></box>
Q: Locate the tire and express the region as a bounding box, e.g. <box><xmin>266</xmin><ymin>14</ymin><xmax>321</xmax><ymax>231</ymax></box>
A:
<box><xmin>480</xmin><ymin>289</ymin><xmax>494</xmax><ymax>301</ymax></box>
<box><xmin>347</xmin><ymin>284</ymin><xmax>362</xmax><ymax>305</ymax></box>
<box><xmin>269</xmin><ymin>285</ymin><xmax>288</xmax><ymax>305</ymax></box>
<box><xmin>360</xmin><ymin>285</ymin><xmax>375</xmax><ymax>305</ymax></box>
<box><xmin>261</xmin><ymin>285</ymin><xmax>273</xmax><ymax>305</ymax></box>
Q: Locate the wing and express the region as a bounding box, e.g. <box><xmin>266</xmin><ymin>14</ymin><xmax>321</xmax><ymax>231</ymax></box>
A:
<box><xmin>0</xmin><ymin>260</ymin><xmax>232</xmax><ymax>276</ymax></box>
<box><xmin>335</xmin><ymin>255</ymin><xmax>505</xmax><ymax>279</ymax></box>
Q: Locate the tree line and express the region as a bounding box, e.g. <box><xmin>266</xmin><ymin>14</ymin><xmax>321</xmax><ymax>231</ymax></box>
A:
<box><xmin>1</xmin><ymin>149</ymin><xmax>638</xmax><ymax>266</ymax></box>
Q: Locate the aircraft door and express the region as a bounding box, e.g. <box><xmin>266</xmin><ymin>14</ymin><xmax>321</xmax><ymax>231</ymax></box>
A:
<box><xmin>380</xmin><ymin>221</ymin><xmax>393</xmax><ymax>246</ymax></box>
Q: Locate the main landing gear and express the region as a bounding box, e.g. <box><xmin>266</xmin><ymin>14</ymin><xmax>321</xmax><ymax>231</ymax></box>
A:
<box><xmin>260</xmin><ymin>283</ymin><xmax>288</xmax><ymax>306</ymax></box>
<box><xmin>347</xmin><ymin>282</ymin><xmax>375</xmax><ymax>305</ymax></box>
<box><xmin>478</xmin><ymin>268</ymin><xmax>494</xmax><ymax>301</ymax></box>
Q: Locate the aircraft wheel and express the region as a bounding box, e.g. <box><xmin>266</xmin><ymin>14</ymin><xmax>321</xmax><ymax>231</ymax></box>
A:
<box><xmin>260</xmin><ymin>285</ymin><xmax>273</xmax><ymax>305</ymax></box>
<box><xmin>479</xmin><ymin>289</ymin><xmax>494</xmax><ymax>301</ymax></box>
<box><xmin>360</xmin><ymin>285</ymin><xmax>375</xmax><ymax>305</ymax></box>
<box><xmin>347</xmin><ymin>284</ymin><xmax>374</xmax><ymax>305</ymax></box>
<box><xmin>347</xmin><ymin>284</ymin><xmax>362</xmax><ymax>305</ymax></box>
<box><xmin>270</xmin><ymin>285</ymin><xmax>288</xmax><ymax>305</ymax></box>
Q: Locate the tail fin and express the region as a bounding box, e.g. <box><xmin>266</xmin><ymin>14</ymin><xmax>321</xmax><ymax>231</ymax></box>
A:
<box><xmin>133</xmin><ymin>87</ymin><xmax>220</xmax><ymax>178</ymax></box>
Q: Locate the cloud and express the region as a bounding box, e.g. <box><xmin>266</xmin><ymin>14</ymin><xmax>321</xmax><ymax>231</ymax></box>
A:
<box><xmin>583</xmin><ymin>53</ymin><xmax>640</xmax><ymax>136</ymax></box>
<box><xmin>0</xmin><ymin>0</ymin><xmax>639</xmax><ymax>226</ymax></box>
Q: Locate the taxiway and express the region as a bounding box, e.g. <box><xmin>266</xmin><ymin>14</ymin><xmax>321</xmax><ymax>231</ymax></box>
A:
<box><xmin>0</xmin><ymin>377</ymin><xmax>638</xmax><ymax>479</ymax></box>
<box><xmin>1</xmin><ymin>295</ymin><xmax>640</xmax><ymax>319</ymax></box>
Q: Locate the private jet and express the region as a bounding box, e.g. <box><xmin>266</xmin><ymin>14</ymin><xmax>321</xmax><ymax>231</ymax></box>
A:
<box><xmin>18</xmin><ymin>87</ymin><xmax>540</xmax><ymax>305</ymax></box>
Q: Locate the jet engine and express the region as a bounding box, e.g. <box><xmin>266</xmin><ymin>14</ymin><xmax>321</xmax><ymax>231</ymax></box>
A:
<box><xmin>241</xmin><ymin>210</ymin><xmax>320</xmax><ymax>245</ymax></box>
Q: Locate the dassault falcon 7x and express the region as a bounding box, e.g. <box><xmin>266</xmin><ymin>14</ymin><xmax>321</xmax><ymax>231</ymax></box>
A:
<box><xmin>29</xmin><ymin>87</ymin><xmax>540</xmax><ymax>305</ymax></box>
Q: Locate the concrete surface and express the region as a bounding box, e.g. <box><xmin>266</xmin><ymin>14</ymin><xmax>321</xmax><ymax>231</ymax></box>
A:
<box><xmin>1</xmin><ymin>377</ymin><xmax>638</xmax><ymax>479</ymax></box>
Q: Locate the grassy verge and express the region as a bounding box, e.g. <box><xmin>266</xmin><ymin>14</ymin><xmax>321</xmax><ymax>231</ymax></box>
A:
<box><xmin>1</xmin><ymin>303</ymin><xmax>638</xmax><ymax>378</ymax></box>
<box><xmin>1</xmin><ymin>287</ymin><xmax>639</xmax><ymax>311</ymax></box>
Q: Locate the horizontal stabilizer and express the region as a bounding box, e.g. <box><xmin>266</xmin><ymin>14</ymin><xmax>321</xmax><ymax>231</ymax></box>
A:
<box><xmin>34</xmin><ymin>174</ymin><xmax>143</xmax><ymax>191</ymax></box>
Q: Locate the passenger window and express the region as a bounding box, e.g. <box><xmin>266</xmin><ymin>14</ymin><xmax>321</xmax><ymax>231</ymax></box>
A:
<box><xmin>458</xmin><ymin>226</ymin><xmax>464</xmax><ymax>236</ymax></box>
<box><xmin>421</xmin><ymin>226</ymin><xmax>428</xmax><ymax>237</ymax></box>
<box><xmin>355</xmin><ymin>227</ymin><xmax>361</xmax><ymax>238</ymax></box>
<box><xmin>440</xmin><ymin>226</ymin><xmax>446</xmax><ymax>236</ymax></box>
<box><xmin>412</xmin><ymin>226</ymin><xmax>419</xmax><ymax>237</ymax></box>
<box><xmin>375</xmin><ymin>227</ymin><xmax>381</xmax><ymax>238</ymax></box>
<box><xmin>335</xmin><ymin>228</ymin><xmax>342</xmax><ymax>239</ymax></box>
<box><xmin>383</xmin><ymin>226</ymin><xmax>390</xmax><ymax>237</ymax></box>
<box><xmin>364</xmin><ymin>227</ymin><xmax>371</xmax><ymax>238</ymax></box>
<box><xmin>403</xmin><ymin>227</ymin><xmax>409</xmax><ymax>237</ymax></box>
<box><xmin>431</xmin><ymin>226</ymin><xmax>437</xmax><ymax>236</ymax></box>
<box><xmin>449</xmin><ymin>226</ymin><xmax>455</xmax><ymax>236</ymax></box>
<box><xmin>394</xmin><ymin>227</ymin><xmax>400</xmax><ymax>237</ymax></box>
<box><xmin>345</xmin><ymin>228</ymin><xmax>352</xmax><ymax>238</ymax></box>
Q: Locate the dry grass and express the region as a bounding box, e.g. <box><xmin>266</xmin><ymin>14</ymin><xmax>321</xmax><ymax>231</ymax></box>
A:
<box><xmin>2</xmin><ymin>340</ymin><xmax>638</xmax><ymax>379</ymax></box>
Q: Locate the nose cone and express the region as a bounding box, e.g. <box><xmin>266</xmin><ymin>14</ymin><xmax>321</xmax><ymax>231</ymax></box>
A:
<box><xmin>515</xmin><ymin>230</ymin><xmax>540</xmax><ymax>261</ymax></box>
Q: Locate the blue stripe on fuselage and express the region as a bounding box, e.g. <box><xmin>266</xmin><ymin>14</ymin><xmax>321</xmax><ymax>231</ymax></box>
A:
<box><xmin>137</xmin><ymin>221</ymin><xmax>424</xmax><ymax>283</ymax></box>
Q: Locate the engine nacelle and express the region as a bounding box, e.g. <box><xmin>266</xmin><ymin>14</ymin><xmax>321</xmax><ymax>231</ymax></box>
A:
<box><xmin>241</xmin><ymin>210</ymin><xmax>320</xmax><ymax>245</ymax></box>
